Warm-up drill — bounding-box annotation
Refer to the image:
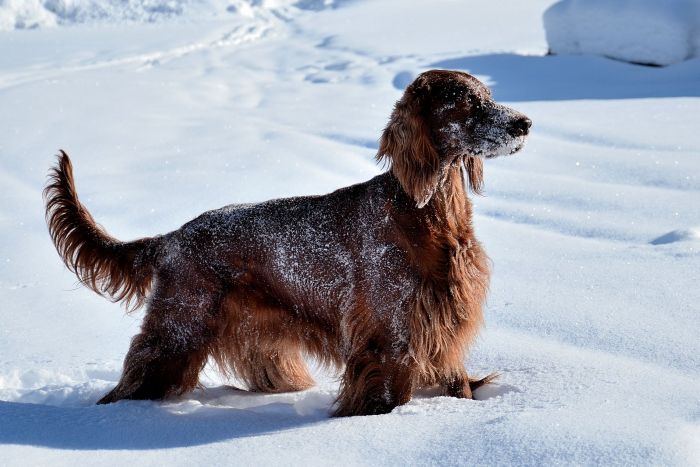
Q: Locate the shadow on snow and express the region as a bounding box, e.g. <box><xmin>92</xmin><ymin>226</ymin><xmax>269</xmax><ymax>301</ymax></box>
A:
<box><xmin>421</xmin><ymin>54</ymin><xmax>700</xmax><ymax>101</ymax></box>
<box><xmin>0</xmin><ymin>382</ymin><xmax>510</xmax><ymax>450</ymax></box>
<box><xmin>0</xmin><ymin>388</ymin><xmax>328</xmax><ymax>450</ymax></box>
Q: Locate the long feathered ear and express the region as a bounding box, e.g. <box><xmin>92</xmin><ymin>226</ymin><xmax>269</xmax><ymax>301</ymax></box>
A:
<box><xmin>464</xmin><ymin>156</ymin><xmax>484</xmax><ymax>195</ymax></box>
<box><xmin>376</xmin><ymin>85</ymin><xmax>442</xmax><ymax>208</ymax></box>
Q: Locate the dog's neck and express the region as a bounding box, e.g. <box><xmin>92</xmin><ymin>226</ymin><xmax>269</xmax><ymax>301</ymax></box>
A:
<box><xmin>383</xmin><ymin>164</ymin><xmax>477</xmax><ymax>283</ymax></box>
<box><xmin>431</xmin><ymin>164</ymin><xmax>473</xmax><ymax>224</ymax></box>
<box><xmin>389</xmin><ymin>165</ymin><xmax>472</xmax><ymax>223</ymax></box>
<box><xmin>384</xmin><ymin>164</ymin><xmax>474</xmax><ymax>235</ymax></box>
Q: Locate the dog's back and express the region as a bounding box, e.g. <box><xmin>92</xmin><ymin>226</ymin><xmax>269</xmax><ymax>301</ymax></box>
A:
<box><xmin>169</xmin><ymin>172</ymin><xmax>412</xmax><ymax>316</ymax></box>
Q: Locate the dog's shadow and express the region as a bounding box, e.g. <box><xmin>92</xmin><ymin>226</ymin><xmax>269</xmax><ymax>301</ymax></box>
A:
<box><xmin>0</xmin><ymin>383</ymin><xmax>511</xmax><ymax>450</ymax></box>
<box><xmin>0</xmin><ymin>385</ymin><xmax>334</xmax><ymax>450</ymax></box>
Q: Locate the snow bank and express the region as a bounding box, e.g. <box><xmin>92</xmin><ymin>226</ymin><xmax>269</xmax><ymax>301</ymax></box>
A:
<box><xmin>544</xmin><ymin>0</ymin><xmax>700</xmax><ymax>66</ymax></box>
<box><xmin>0</xmin><ymin>0</ymin><xmax>347</xmax><ymax>31</ymax></box>
<box><xmin>0</xmin><ymin>0</ymin><xmax>203</xmax><ymax>30</ymax></box>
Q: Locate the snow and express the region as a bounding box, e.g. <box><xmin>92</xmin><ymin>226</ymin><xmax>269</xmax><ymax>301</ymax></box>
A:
<box><xmin>1</xmin><ymin>0</ymin><xmax>699</xmax><ymax>465</ymax></box>
<box><xmin>1</xmin><ymin>0</ymin><xmax>185</xmax><ymax>30</ymax></box>
<box><xmin>544</xmin><ymin>0</ymin><xmax>700</xmax><ymax>66</ymax></box>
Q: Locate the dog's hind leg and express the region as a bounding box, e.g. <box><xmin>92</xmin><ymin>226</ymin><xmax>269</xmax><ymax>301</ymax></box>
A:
<box><xmin>440</xmin><ymin>368</ymin><xmax>498</xmax><ymax>399</ymax></box>
<box><xmin>97</xmin><ymin>271</ymin><xmax>222</xmax><ymax>404</ymax></box>
<box><xmin>441</xmin><ymin>368</ymin><xmax>473</xmax><ymax>399</ymax></box>
<box><xmin>97</xmin><ymin>331</ymin><xmax>210</xmax><ymax>404</ymax></box>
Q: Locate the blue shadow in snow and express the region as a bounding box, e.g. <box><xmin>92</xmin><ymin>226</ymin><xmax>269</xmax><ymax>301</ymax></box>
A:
<box><xmin>0</xmin><ymin>393</ymin><xmax>327</xmax><ymax>450</ymax></box>
<box><xmin>0</xmin><ymin>383</ymin><xmax>503</xmax><ymax>450</ymax></box>
<box><xmin>427</xmin><ymin>54</ymin><xmax>700</xmax><ymax>101</ymax></box>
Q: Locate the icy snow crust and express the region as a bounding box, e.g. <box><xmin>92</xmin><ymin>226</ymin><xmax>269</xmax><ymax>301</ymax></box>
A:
<box><xmin>1</xmin><ymin>0</ymin><xmax>699</xmax><ymax>465</ymax></box>
<box><xmin>544</xmin><ymin>0</ymin><xmax>700</xmax><ymax>66</ymax></box>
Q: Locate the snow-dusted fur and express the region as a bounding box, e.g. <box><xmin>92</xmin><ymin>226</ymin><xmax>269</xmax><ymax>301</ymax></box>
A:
<box><xmin>44</xmin><ymin>70</ymin><xmax>529</xmax><ymax>416</ymax></box>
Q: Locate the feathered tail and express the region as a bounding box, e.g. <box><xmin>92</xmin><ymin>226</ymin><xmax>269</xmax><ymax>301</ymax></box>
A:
<box><xmin>44</xmin><ymin>150</ymin><xmax>160</xmax><ymax>310</ymax></box>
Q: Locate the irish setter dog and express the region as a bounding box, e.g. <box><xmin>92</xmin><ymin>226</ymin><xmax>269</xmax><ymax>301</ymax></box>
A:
<box><xmin>45</xmin><ymin>70</ymin><xmax>530</xmax><ymax>416</ymax></box>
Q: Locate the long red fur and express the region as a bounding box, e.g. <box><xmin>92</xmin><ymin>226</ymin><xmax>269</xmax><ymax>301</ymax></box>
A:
<box><xmin>44</xmin><ymin>150</ymin><xmax>159</xmax><ymax>310</ymax></box>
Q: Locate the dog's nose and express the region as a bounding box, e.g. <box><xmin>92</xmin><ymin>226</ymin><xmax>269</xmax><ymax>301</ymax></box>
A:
<box><xmin>509</xmin><ymin>117</ymin><xmax>532</xmax><ymax>137</ymax></box>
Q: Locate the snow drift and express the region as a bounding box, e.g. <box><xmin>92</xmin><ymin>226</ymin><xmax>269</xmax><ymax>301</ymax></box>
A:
<box><xmin>544</xmin><ymin>0</ymin><xmax>700</xmax><ymax>66</ymax></box>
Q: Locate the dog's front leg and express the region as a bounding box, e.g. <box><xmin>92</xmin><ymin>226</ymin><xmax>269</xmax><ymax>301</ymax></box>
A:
<box><xmin>333</xmin><ymin>350</ymin><xmax>415</xmax><ymax>417</ymax></box>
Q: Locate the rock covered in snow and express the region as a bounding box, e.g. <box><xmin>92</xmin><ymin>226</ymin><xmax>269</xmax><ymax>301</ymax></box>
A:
<box><xmin>544</xmin><ymin>0</ymin><xmax>700</xmax><ymax>66</ymax></box>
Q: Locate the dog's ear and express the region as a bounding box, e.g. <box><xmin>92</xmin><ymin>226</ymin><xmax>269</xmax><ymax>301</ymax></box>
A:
<box><xmin>464</xmin><ymin>156</ymin><xmax>484</xmax><ymax>195</ymax></box>
<box><xmin>376</xmin><ymin>81</ymin><xmax>443</xmax><ymax>208</ymax></box>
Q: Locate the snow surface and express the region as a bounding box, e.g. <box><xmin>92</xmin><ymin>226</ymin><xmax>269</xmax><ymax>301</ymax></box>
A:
<box><xmin>544</xmin><ymin>0</ymin><xmax>700</xmax><ymax>66</ymax></box>
<box><xmin>1</xmin><ymin>0</ymin><xmax>699</xmax><ymax>465</ymax></box>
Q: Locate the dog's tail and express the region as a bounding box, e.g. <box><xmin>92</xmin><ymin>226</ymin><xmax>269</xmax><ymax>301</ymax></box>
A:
<box><xmin>44</xmin><ymin>150</ymin><xmax>161</xmax><ymax>310</ymax></box>
<box><xmin>469</xmin><ymin>372</ymin><xmax>499</xmax><ymax>392</ymax></box>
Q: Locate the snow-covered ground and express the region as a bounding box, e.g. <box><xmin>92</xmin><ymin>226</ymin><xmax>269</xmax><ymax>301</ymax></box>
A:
<box><xmin>1</xmin><ymin>0</ymin><xmax>699</xmax><ymax>465</ymax></box>
<box><xmin>544</xmin><ymin>0</ymin><xmax>700</xmax><ymax>66</ymax></box>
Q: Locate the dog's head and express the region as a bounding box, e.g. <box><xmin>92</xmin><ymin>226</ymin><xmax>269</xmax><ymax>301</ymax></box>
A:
<box><xmin>377</xmin><ymin>69</ymin><xmax>531</xmax><ymax>208</ymax></box>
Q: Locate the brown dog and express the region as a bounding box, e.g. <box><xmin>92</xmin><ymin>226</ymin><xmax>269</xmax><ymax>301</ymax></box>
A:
<box><xmin>44</xmin><ymin>70</ymin><xmax>530</xmax><ymax>416</ymax></box>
